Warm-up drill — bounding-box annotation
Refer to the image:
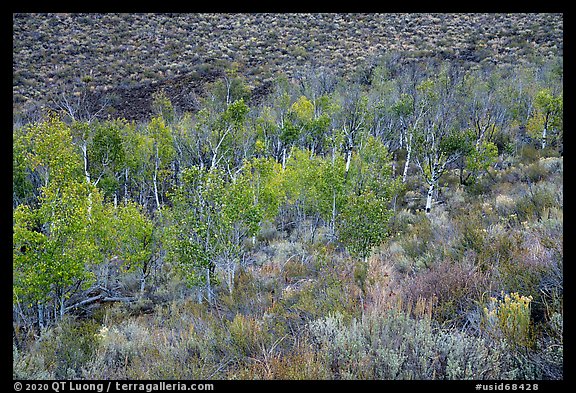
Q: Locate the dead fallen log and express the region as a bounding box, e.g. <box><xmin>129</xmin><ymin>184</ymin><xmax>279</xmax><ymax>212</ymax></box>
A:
<box><xmin>64</xmin><ymin>294</ymin><xmax>136</xmax><ymax>313</ymax></box>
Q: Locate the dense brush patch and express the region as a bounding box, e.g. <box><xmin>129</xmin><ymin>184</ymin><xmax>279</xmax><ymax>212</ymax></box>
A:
<box><xmin>13</xmin><ymin>17</ymin><xmax>562</xmax><ymax>380</ymax></box>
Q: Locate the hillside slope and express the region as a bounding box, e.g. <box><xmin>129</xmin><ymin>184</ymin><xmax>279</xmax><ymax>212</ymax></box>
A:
<box><xmin>13</xmin><ymin>13</ymin><xmax>562</xmax><ymax>121</ymax></box>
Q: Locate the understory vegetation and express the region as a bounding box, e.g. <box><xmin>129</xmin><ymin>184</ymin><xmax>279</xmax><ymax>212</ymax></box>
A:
<box><xmin>13</xmin><ymin>50</ymin><xmax>563</xmax><ymax>380</ymax></box>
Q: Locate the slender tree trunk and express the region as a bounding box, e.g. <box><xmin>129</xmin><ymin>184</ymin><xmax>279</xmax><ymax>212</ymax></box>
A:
<box><xmin>153</xmin><ymin>143</ymin><xmax>161</xmax><ymax>210</ymax></box>
<box><xmin>227</xmin><ymin>258</ymin><xmax>235</xmax><ymax>295</ymax></box>
<box><xmin>425</xmin><ymin>182</ymin><xmax>435</xmax><ymax>213</ymax></box>
<box><xmin>225</xmin><ymin>76</ymin><xmax>231</xmax><ymax>106</ymax></box>
<box><xmin>59</xmin><ymin>294</ymin><xmax>65</xmax><ymax>321</ymax></box>
<box><xmin>331</xmin><ymin>190</ymin><xmax>337</xmax><ymax>238</ymax></box>
<box><xmin>37</xmin><ymin>303</ymin><xmax>45</xmax><ymax>330</ymax></box>
<box><xmin>402</xmin><ymin>141</ymin><xmax>412</xmax><ymax>183</ymax></box>
<box><xmin>81</xmin><ymin>142</ymin><xmax>94</xmax><ymax>218</ymax></box>
<box><xmin>206</xmin><ymin>267</ymin><xmax>212</xmax><ymax>304</ymax></box>
<box><xmin>425</xmin><ymin>161</ymin><xmax>442</xmax><ymax>214</ymax></box>
<box><xmin>211</xmin><ymin>151</ymin><xmax>218</xmax><ymax>170</ymax></box>
<box><xmin>124</xmin><ymin>167</ymin><xmax>129</xmax><ymax>203</ymax></box>
<box><xmin>139</xmin><ymin>270</ymin><xmax>146</xmax><ymax>296</ymax></box>
<box><xmin>81</xmin><ymin>143</ymin><xmax>90</xmax><ymax>184</ymax></box>
<box><xmin>541</xmin><ymin>126</ymin><xmax>547</xmax><ymax>150</ymax></box>
<box><xmin>345</xmin><ymin>149</ymin><xmax>352</xmax><ymax>175</ymax></box>
<box><xmin>310</xmin><ymin>215</ymin><xmax>320</xmax><ymax>243</ymax></box>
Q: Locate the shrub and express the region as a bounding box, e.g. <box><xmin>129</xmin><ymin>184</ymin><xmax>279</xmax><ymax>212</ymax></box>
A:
<box><xmin>399</xmin><ymin>259</ymin><xmax>491</xmax><ymax>324</ymax></box>
<box><xmin>308</xmin><ymin>309</ymin><xmax>529</xmax><ymax>379</ymax></box>
<box><xmin>287</xmin><ymin>274</ymin><xmax>359</xmax><ymax>322</ymax></box>
<box><xmin>236</xmin><ymin>339</ymin><xmax>330</xmax><ymax>379</ymax></box>
<box><xmin>227</xmin><ymin>313</ymin><xmax>269</xmax><ymax>358</ymax></box>
<box><xmin>13</xmin><ymin>343</ymin><xmax>53</xmax><ymax>380</ymax></box>
<box><xmin>453</xmin><ymin>213</ymin><xmax>487</xmax><ymax>260</ymax></box>
<box><xmin>519</xmin><ymin>145</ymin><xmax>541</xmax><ymax>164</ymax></box>
<box><xmin>523</xmin><ymin>160</ymin><xmax>548</xmax><ymax>183</ymax></box>
<box><xmin>84</xmin><ymin>307</ymin><xmax>225</xmax><ymax>379</ymax></box>
<box><xmin>363</xmin><ymin>251</ymin><xmax>398</xmax><ymax>313</ymax></box>
<box><xmin>399</xmin><ymin>213</ymin><xmax>433</xmax><ymax>264</ymax></box>
<box><xmin>482</xmin><ymin>292</ymin><xmax>534</xmax><ymax>348</ymax></box>
<box><xmin>495</xmin><ymin>193</ymin><xmax>516</xmax><ymax>216</ymax></box>
<box><xmin>476</xmin><ymin>228</ymin><xmax>520</xmax><ymax>271</ymax></box>
<box><xmin>282</xmin><ymin>256</ymin><xmax>309</xmax><ymax>283</ymax></box>
<box><xmin>514</xmin><ymin>183</ymin><xmax>558</xmax><ymax>221</ymax></box>
<box><xmin>19</xmin><ymin>317</ymin><xmax>101</xmax><ymax>379</ymax></box>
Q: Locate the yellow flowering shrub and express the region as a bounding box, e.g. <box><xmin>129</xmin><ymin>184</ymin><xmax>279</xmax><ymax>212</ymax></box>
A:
<box><xmin>483</xmin><ymin>292</ymin><xmax>533</xmax><ymax>347</ymax></box>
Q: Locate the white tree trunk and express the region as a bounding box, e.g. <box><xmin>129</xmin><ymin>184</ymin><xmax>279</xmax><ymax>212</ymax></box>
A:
<box><xmin>153</xmin><ymin>169</ymin><xmax>160</xmax><ymax>209</ymax></box>
<box><xmin>206</xmin><ymin>267</ymin><xmax>212</xmax><ymax>304</ymax></box>
<box><xmin>425</xmin><ymin>182</ymin><xmax>434</xmax><ymax>213</ymax></box>
<box><xmin>124</xmin><ymin>167</ymin><xmax>129</xmax><ymax>202</ymax></box>
<box><xmin>81</xmin><ymin>143</ymin><xmax>90</xmax><ymax>184</ymax></box>
<box><xmin>402</xmin><ymin>142</ymin><xmax>412</xmax><ymax>183</ymax></box>
<box><xmin>82</xmin><ymin>142</ymin><xmax>93</xmax><ymax>218</ymax></box>
<box><xmin>345</xmin><ymin>149</ymin><xmax>352</xmax><ymax>174</ymax></box>
<box><xmin>225</xmin><ymin>76</ymin><xmax>231</xmax><ymax>106</ymax></box>
<box><xmin>541</xmin><ymin>127</ymin><xmax>547</xmax><ymax>150</ymax></box>
<box><xmin>153</xmin><ymin>144</ymin><xmax>161</xmax><ymax>210</ymax></box>
<box><xmin>139</xmin><ymin>274</ymin><xmax>146</xmax><ymax>296</ymax></box>
<box><xmin>227</xmin><ymin>259</ymin><xmax>235</xmax><ymax>295</ymax></box>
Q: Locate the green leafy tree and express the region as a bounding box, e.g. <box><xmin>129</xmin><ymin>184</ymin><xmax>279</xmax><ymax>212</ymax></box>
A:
<box><xmin>20</xmin><ymin>115</ymin><xmax>84</xmax><ymax>188</ymax></box>
<box><xmin>150</xmin><ymin>116</ymin><xmax>176</xmax><ymax>204</ymax></box>
<box><xmin>338</xmin><ymin>136</ymin><xmax>401</xmax><ymax>260</ymax></box>
<box><xmin>151</xmin><ymin>90</ymin><xmax>175</xmax><ymax>124</ymax></box>
<box><xmin>163</xmin><ymin>166</ymin><xmax>230</xmax><ymax>303</ymax></box>
<box><xmin>460</xmin><ymin>137</ymin><xmax>499</xmax><ymax>185</ymax></box>
<box><xmin>207</xmin><ymin>98</ymin><xmax>251</xmax><ymax>172</ymax></box>
<box><xmin>119</xmin><ymin>120</ymin><xmax>153</xmax><ymax>207</ymax></box>
<box><xmin>13</xmin><ymin>117</ymin><xmax>108</xmax><ymax>327</ymax></box>
<box><xmin>13</xmin><ymin>130</ymin><xmax>39</xmax><ymax>208</ymax></box>
<box><xmin>239</xmin><ymin>156</ymin><xmax>285</xmax><ymax>226</ymax></box>
<box><xmin>208</xmin><ymin>62</ymin><xmax>251</xmax><ymax>109</ymax></box>
<box><xmin>111</xmin><ymin>202</ymin><xmax>159</xmax><ymax>295</ymax></box>
<box><xmin>165</xmin><ymin>157</ymin><xmax>284</xmax><ymax>299</ymax></box>
<box><xmin>259</xmin><ymin>79</ymin><xmax>295</xmax><ymax>167</ymax></box>
<box><xmin>527</xmin><ymin>88</ymin><xmax>562</xmax><ymax>150</ymax></box>
<box><xmin>413</xmin><ymin>68</ymin><xmax>469</xmax><ymax>213</ymax></box>
<box><xmin>283</xmin><ymin>148</ymin><xmax>325</xmax><ymax>241</ymax></box>
<box><xmin>334</xmin><ymin>87</ymin><xmax>369</xmax><ymax>176</ymax></box>
<box><xmin>338</xmin><ymin>190</ymin><xmax>392</xmax><ymax>261</ymax></box>
<box><xmin>217</xmin><ymin>170</ymin><xmax>264</xmax><ymax>294</ymax></box>
<box><xmin>101</xmin><ymin>117</ymin><xmax>173</xmax><ymax>211</ymax></box>
<box><xmin>87</xmin><ymin>120</ymin><xmax>126</xmax><ymax>201</ymax></box>
<box><xmin>316</xmin><ymin>153</ymin><xmax>347</xmax><ymax>238</ymax></box>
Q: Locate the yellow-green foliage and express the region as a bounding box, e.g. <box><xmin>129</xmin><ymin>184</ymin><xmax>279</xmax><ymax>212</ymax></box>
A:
<box><xmin>290</xmin><ymin>95</ymin><xmax>315</xmax><ymax>123</ymax></box>
<box><xmin>483</xmin><ymin>292</ymin><xmax>533</xmax><ymax>347</ymax></box>
<box><xmin>228</xmin><ymin>313</ymin><xmax>268</xmax><ymax>357</ymax></box>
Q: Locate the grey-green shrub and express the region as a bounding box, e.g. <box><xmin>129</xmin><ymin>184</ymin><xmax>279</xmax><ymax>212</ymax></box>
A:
<box><xmin>308</xmin><ymin>310</ymin><xmax>541</xmax><ymax>379</ymax></box>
